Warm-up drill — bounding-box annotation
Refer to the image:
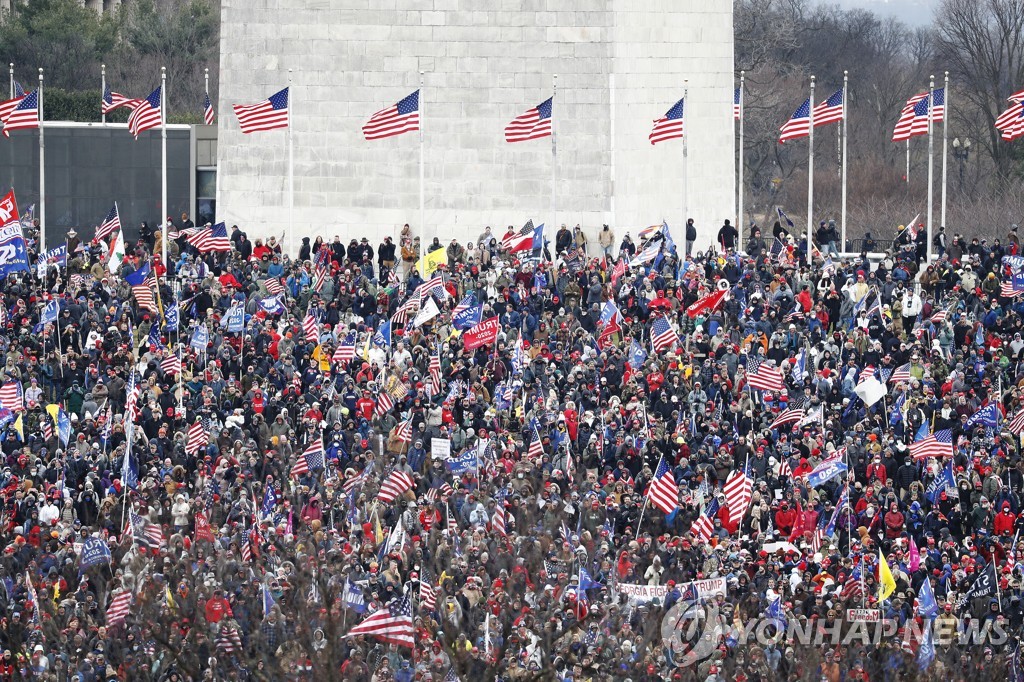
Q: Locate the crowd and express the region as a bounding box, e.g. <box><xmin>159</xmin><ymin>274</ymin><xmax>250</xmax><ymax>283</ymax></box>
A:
<box><xmin>0</xmin><ymin>211</ymin><xmax>1023</xmax><ymax>682</ymax></box>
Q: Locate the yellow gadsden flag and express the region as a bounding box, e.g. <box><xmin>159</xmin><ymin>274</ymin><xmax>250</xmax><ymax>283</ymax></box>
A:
<box><xmin>416</xmin><ymin>248</ymin><xmax>448</xmax><ymax>278</ymax></box>
<box><xmin>878</xmin><ymin>549</ymin><xmax>897</xmax><ymax>603</ymax></box>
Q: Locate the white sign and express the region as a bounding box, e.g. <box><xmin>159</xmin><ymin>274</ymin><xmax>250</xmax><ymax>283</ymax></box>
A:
<box><xmin>846</xmin><ymin>608</ymin><xmax>880</xmax><ymax>622</ymax></box>
<box><xmin>618</xmin><ymin>577</ymin><xmax>727</xmax><ymax>602</ymax></box>
<box><xmin>431</xmin><ymin>438</ymin><xmax>451</xmax><ymax>458</ymax></box>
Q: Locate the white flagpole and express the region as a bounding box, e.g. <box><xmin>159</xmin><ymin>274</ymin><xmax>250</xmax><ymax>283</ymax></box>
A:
<box><xmin>806</xmin><ymin>75</ymin><xmax>815</xmax><ymax>260</ymax></box>
<box><xmin>551</xmin><ymin>73</ymin><xmax>558</xmax><ymax>260</ymax></box>
<box><xmin>288</xmin><ymin>69</ymin><xmax>294</xmax><ymax>258</ymax></box>
<box><xmin>419</xmin><ymin>71</ymin><xmax>425</xmax><ymax>277</ymax></box>
<box><xmin>841</xmin><ymin>70</ymin><xmax>848</xmax><ymax>253</ymax></box>
<box><xmin>926</xmin><ymin>74</ymin><xmax>935</xmax><ymax>262</ymax></box>
<box><xmin>738</xmin><ymin>71</ymin><xmax>744</xmax><ymax>253</ymax></box>
<box><xmin>205</xmin><ymin>67</ymin><xmax>209</xmax><ymax>101</ymax></box>
<box><xmin>161</xmin><ymin>67</ymin><xmax>167</xmax><ymax>271</ymax></box>
<box><xmin>906</xmin><ymin>140</ymin><xmax>910</xmax><ymax>185</ymax></box>
<box><xmin>940</xmin><ymin>71</ymin><xmax>949</xmax><ymax>239</ymax></box>
<box><xmin>101</xmin><ymin>64</ymin><xmax>106</xmax><ymax>125</ymax></box>
<box><xmin>7</xmin><ymin>63</ymin><xmax>12</xmax><ymax>98</ymax></box>
<box><xmin>38</xmin><ymin>68</ymin><xmax>45</xmax><ymax>252</ymax></box>
<box><xmin>683</xmin><ymin>79</ymin><xmax>689</xmax><ymax>245</ymax></box>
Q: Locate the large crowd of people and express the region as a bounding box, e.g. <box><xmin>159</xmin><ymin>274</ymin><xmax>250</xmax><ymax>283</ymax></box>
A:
<box><xmin>0</xmin><ymin>213</ymin><xmax>1022</xmax><ymax>682</ymax></box>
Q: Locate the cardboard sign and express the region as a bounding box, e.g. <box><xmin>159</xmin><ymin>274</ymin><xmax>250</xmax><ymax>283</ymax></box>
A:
<box><xmin>431</xmin><ymin>438</ymin><xmax>451</xmax><ymax>458</ymax></box>
<box><xmin>847</xmin><ymin>608</ymin><xmax>880</xmax><ymax>622</ymax></box>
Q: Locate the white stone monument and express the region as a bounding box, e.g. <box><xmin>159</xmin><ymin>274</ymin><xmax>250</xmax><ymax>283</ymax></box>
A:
<box><xmin>217</xmin><ymin>0</ymin><xmax>735</xmax><ymax>256</ymax></box>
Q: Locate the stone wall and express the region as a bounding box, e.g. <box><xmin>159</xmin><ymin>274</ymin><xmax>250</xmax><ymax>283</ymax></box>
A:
<box><xmin>217</xmin><ymin>0</ymin><xmax>735</xmax><ymax>256</ymax></box>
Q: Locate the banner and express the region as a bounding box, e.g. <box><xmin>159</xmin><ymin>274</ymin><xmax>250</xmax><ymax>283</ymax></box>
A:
<box><xmin>78</xmin><ymin>536</ymin><xmax>112</xmax><ymax>570</ymax></box>
<box><xmin>463</xmin><ymin>316</ymin><xmax>500</xmax><ymax>350</ymax></box>
<box><xmin>618</xmin><ymin>577</ymin><xmax>726</xmax><ymax>602</ymax></box>
<box><xmin>194</xmin><ymin>511</ymin><xmax>215</xmax><ymax>542</ymax></box>
<box><xmin>685</xmin><ymin>290</ymin><xmax>727</xmax><ymax>319</ymax></box>
<box><xmin>807</xmin><ymin>457</ymin><xmax>848</xmax><ymax>488</ymax></box>
<box><xmin>452</xmin><ymin>303</ymin><xmax>483</xmax><ymax>330</ymax></box>
<box><xmin>446</xmin><ymin>450</ymin><xmax>478</xmax><ymax>474</ymax></box>
<box><xmin>416</xmin><ymin>248</ymin><xmax>448</xmax><ymax>277</ymax></box>
<box><xmin>0</xmin><ymin>191</ymin><xmax>30</xmax><ymax>279</ymax></box>
<box><xmin>846</xmin><ymin>609</ymin><xmax>880</xmax><ymax>622</ymax></box>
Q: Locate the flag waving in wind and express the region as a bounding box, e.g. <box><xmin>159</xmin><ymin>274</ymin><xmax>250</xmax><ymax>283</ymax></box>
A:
<box><xmin>127</xmin><ymin>86</ymin><xmax>162</xmax><ymax>139</ymax></box>
<box><xmin>233</xmin><ymin>88</ymin><xmax>289</xmax><ymax>133</ymax></box>
<box><xmin>649</xmin><ymin>97</ymin><xmax>684</xmax><ymax>145</ymax></box>
<box><xmin>505</xmin><ymin>98</ymin><xmax>552</xmax><ymax>143</ymax></box>
<box><xmin>363</xmin><ymin>90</ymin><xmax>420</xmax><ymax>140</ymax></box>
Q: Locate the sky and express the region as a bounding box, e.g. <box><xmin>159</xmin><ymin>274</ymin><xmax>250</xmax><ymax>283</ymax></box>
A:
<box><xmin>821</xmin><ymin>0</ymin><xmax>938</xmax><ymax>26</ymax></box>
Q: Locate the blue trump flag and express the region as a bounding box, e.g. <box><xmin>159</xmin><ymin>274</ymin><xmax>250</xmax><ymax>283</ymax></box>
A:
<box><xmin>0</xmin><ymin>217</ymin><xmax>31</xmax><ymax>279</ymax></box>
<box><xmin>190</xmin><ymin>325</ymin><xmax>209</xmax><ymax>352</ymax></box>
<box><xmin>446</xmin><ymin>450</ymin><xmax>478</xmax><ymax>474</ymax></box>
<box><xmin>966</xmin><ymin>403</ymin><xmax>999</xmax><ymax>429</ymax></box>
<box><xmin>918</xmin><ymin>576</ymin><xmax>939</xmax><ymax>618</ymax></box>
<box><xmin>807</xmin><ymin>456</ymin><xmax>848</xmax><ymax>488</ymax></box>
<box><xmin>373</xmin><ymin>320</ymin><xmax>392</xmax><ymax>347</ymax></box>
<box><xmin>628</xmin><ymin>339</ymin><xmax>647</xmax><ymax>369</ymax></box>
<box><xmin>78</xmin><ymin>536</ymin><xmax>112</xmax><ymax>571</ymax></box>
<box><xmin>56</xmin><ymin>407</ymin><xmax>72</xmax><ymax>447</ymax></box>
<box><xmin>453</xmin><ymin>302</ymin><xmax>483</xmax><ymax>331</ymax></box>
<box><xmin>221</xmin><ymin>302</ymin><xmax>245</xmax><ymax>333</ymax></box>
<box><xmin>262</xmin><ymin>485</ymin><xmax>278</xmax><ymax>516</ymax></box>
<box><xmin>164</xmin><ymin>299</ymin><xmax>179</xmax><ymax>332</ymax></box>
<box><xmin>927</xmin><ymin>461</ymin><xmax>955</xmax><ymax>503</ymax></box>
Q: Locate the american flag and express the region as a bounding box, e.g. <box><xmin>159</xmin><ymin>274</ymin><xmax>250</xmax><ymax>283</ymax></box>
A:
<box><xmin>131</xmin><ymin>276</ymin><xmax>158</xmax><ymax>312</ymax></box>
<box><xmin>96</xmin><ymin>203</ymin><xmax>121</xmax><ymax>241</ymax></box>
<box><xmin>290</xmin><ymin>438</ymin><xmax>325</xmax><ymax>477</ymax></box>
<box><xmin>913</xmin><ymin>87</ymin><xmax>945</xmax><ymax>133</ymax></box>
<box><xmin>216</xmin><ymin>624</ymin><xmax>243</xmax><ymax>653</ymax></box>
<box><xmin>203</xmin><ymin>92</ymin><xmax>215</xmax><ymax>126</ymax></box>
<box><xmin>233</xmin><ymin>87</ymin><xmax>289</xmax><ymax>134</ymax></box>
<box><xmin>333</xmin><ymin>334</ymin><xmax>356</xmax><ymax>363</ymax></box>
<box><xmin>779</xmin><ymin>97</ymin><xmax>811</xmax><ymax>143</ymax></box>
<box><xmin>505</xmin><ymin>97</ymin><xmax>552</xmax><ymax>143</ymax></box>
<box><xmin>813</xmin><ymin>89</ymin><xmax>845</xmax><ymax>126</ymax></box>
<box><xmin>892</xmin><ymin>92</ymin><xmax>928</xmax><ymax>142</ymax></box>
<box><xmin>362</xmin><ymin>90</ymin><xmax>419</xmax><ymax>140</ymax></box>
<box><xmin>996</xmin><ymin>101</ymin><xmax>1024</xmax><ymax>140</ymax></box>
<box><xmin>930</xmin><ymin>309</ymin><xmax>949</xmax><ymax>325</ymax></box>
<box><xmin>527</xmin><ymin>432</ymin><xmax>545</xmax><ymax>460</ymax></box>
<box><xmin>105</xmin><ymin>591</ymin><xmax>133</xmax><ymax>628</ymax></box>
<box><xmin>264</xmin><ymin>277</ymin><xmax>284</xmax><ymax>296</ymax></box>
<box><xmin>651</xmin><ymin>316</ymin><xmax>679</xmax><ymax>353</ymax></box>
<box><xmin>491</xmin><ymin>506</ymin><xmax>507</xmax><ymax>536</ymax></box>
<box><xmin>769</xmin><ymin>236</ymin><xmax>787</xmax><ymax>261</ymax></box>
<box><xmin>240</xmin><ymin>529</ymin><xmax>253</xmax><ymax>563</ymax></box>
<box><xmin>102</xmin><ymin>85</ymin><xmax>142</xmax><ymax>114</ymax></box>
<box><xmin>648</xmin><ymin>97</ymin><xmax>684</xmax><ymax>145</ymax></box>
<box><xmin>910</xmin><ymin>428</ymin><xmax>954</xmax><ymax>461</ymax></box>
<box><xmin>129</xmin><ymin>510</ymin><xmax>164</xmax><ymax>548</ymax></box>
<box><xmin>185</xmin><ymin>420</ymin><xmax>207</xmax><ymax>455</ymax></box>
<box><xmin>747</xmin><ymin>356</ymin><xmax>785</xmax><ymax>392</ymax></box>
<box><xmin>1010</xmin><ymin>408</ymin><xmax>1024</xmax><ymax>435</ymax></box>
<box><xmin>124</xmin><ymin>371</ymin><xmax>140</xmax><ymax>423</ymax></box>
<box><xmin>346</xmin><ymin>596</ymin><xmax>415</xmax><ymax>648</ymax></box>
<box><xmin>419</xmin><ymin>581</ymin><xmax>437</xmax><ymax>611</ymax></box>
<box><xmin>0</xmin><ymin>381</ymin><xmax>23</xmax><ymax>411</ymax></box>
<box><xmin>160</xmin><ymin>354</ymin><xmax>181</xmax><ymax>376</ymax></box>
<box><xmin>888</xmin><ymin>362</ymin><xmax>912</xmax><ymax>384</ymax></box>
<box><xmin>857</xmin><ymin>365</ymin><xmax>877</xmax><ymax>385</ymax></box>
<box><xmin>391</xmin><ymin>290</ymin><xmax>421</xmax><ymax>326</ymax></box>
<box><xmin>810</xmin><ymin>508</ymin><xmax>830</xmax><ymax>553</ymax></box>
<box><xmin>0</xmin><ymin>81</ymin><xmax>25</xmax><ymax>124</ymax></box>
<box><xmin>375</xmin><ymin>391</ymin><xmax>394</xmax><ymax>417</ymax></box>
<box><xmin>690</xmin><ymin>498</ymin><xmax>720</xmax><ymax>543</ymax></box>
<box><xmin>778</xmin><ymin>457</ymin><xmax>792</xmax><ymax>478</ymax></box>
<box><xmin>647</xmin><ymin>458</ymin><xmax>679</xmax><ymax>515</ymax></box>
<box><xmin>428</xmin><ymin>351</ymin><xmax>442</xmax><ymax>395</ymax></box>
<box><xmin>41</xmin><ymin>417</ymin><xmax>53</xmax><ymax>441</ymax></box>
<box><xmin>723</xmin><ymin>466</ymin><xmax>753</xmax><ymax>525</ymax></box>
<box><xmin>342</xmin><ymin>467</ymin><xmax>369</xmax><ymax>496</ymax></box>
<box><xmin>501</xmin><ymin>220</ymin><xmax>536</xmax><ymax>251</ymax></box>
<box><xmin>378</xmin><ymin>470</ymin><xmax>415</xmax><ymax>504</ymax></box>
<box><xmin>1002</xmin><ymin>276</ymin><xmax>1024</xmax><ymax>297</ymax></box>
<box><xmin>1</xmin><ymin>90</ymin><xmax>39</xmax><ymax>137</ymax></box>
<box><xmin>769</xmin><ymin>403</ymin><xmax>805</xmax><ymax>430</ymax></box>
<box><xmin>734</xmin><ymin>86</ymin><xmax>741</xmax><ymax>120</ymax></box>
<box><xmin>302</xmin><ymin>313</ymin><xmax>319</xmax><ymax>342</ymax></box>
<box><xmin>395</xmin><ymin>418</ymin><xmax>414</xmax><ymax>444</ymax></box>
<box><xmin>187</xmin><ymin>222</ymin><xmax>231</xmax><ymax>252</ymax></box>
<box><xmin>127</xmin><ymin>86</ymin><xmax>162</xmax><ymax>139</ymax></box>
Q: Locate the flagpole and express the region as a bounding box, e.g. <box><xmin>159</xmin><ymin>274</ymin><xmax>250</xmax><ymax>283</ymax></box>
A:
<box><xmin>841</xmin><ymin>70</ymin><xmax>848</xmax><ymax>253</ymax></box>
<box><xmin>551</xmin><ymin>73</ymin><xmax>558</xmax><ymax>261</ymax></box>
<box><xmin>906</xmin><ymin>141</ymin><xmax>910</xmax><ymax>185</ymax></box>
<box><xmin>419</xmin><ymin>70</ymin><xmax>425</xmax><ymax>278</ymax></box>
<box><xmin>161</xmin><ymin>66</ymin><xmax>167</xmax><ymax>272</ymax></box>
<box><xmin>683</xmin><ymin>79</ymin><xmax>689</xmax><ymax>246</ymax></box>
<box><xmin>926</xmin><ymin>74</ymin><xmax>935</xmax><ymax>262</ymax></box>
<box><xmin>101</xmin><ymin>64</ymin><xmax>106</xmax><ymax>125</ymax></box>
<box><xmin>7</xmin><ymin>63</ymin><xmax>11</xmax><ymax>98</ymax></box>
<box><xmin>38</xmin><ymin>68</ymin><xmax>45</xmax><ymax>252</ymax></box>
<box><xmin>738</xmin><ymin>71</ymin><xmax>744</xmax><ymax>253</ymax></box>
<box><xmin>287</xmin><ymin>69</ymin><xmax>294</xmax><ymax>258</ymax></box>
<box><xmin>205</xmin><ymin>67</ymin><xmax>209</xmax><ymax>103</ymax></box>
<box><xmin>806</xmin><ymin>75</ymin><xmax>815</xmax><ymax>261</ymax></box>
<box><xmin>940</xmin><ymin>71</ymin><xmax>949</xmax><ymax>242</ymax></box>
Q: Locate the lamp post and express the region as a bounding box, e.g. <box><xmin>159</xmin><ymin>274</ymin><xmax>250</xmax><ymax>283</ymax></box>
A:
<box><xmin>952</xmin><ymin>137</ymin><xmax>971</xmax><ymax>191</ymax></box>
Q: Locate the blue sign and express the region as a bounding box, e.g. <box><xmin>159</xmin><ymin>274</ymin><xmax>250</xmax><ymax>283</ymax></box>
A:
<box><xmin>0</xmin><ymin>222</ymin><xmax>30</xmax><ymax>279</ymax></box>
<box><xmin>221</xmin><ymin>303</ymin><xmax>245</xmax><ymax>333</ymax></box>
<box><xmin>190</xmin><ymin>325</ymin><xmax>209</xmax><ymax>351</ymax></box>
<box><xmin>79</xmin><ymin>536</ymin><xmax>112</xmax><ymax>570</ymax></box>
<box><xmin>966</xmin><ymin>403</ymin><xmax>999</xmax><ymax>429</ymax></box>
<box><xmin>446</xmin><ymin>450</ymin><xmax>478</xmax><ymax>475</ymax></box>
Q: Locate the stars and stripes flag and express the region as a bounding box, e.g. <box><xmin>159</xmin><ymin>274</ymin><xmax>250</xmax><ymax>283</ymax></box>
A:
<box><xmin>501</xmin><ymin>219</ymin><xmax>537</xmax><ymax>252</ymax></box>
<box><xmin>362</xmin><ymin>90</ymin><xmax>419</xmax><ymax>140</ymax></box>
<box><xmin>996</xmin><ymin>101</ymin><xmax>1024</xmax><ymax>141</ymax></box>
<box><xmin>527</xmin><ymin>432</ymin><xmax>545</xmax><ymax>460</ymax></box>
<box><xmin>378</xmin><ymin>470</ymin><xmax>415</xmax><ymax>504</ymax></box>
<box><xmin>102</xmin><ymin>85</ymin><xmax>142</xmax><ymax>114</ymax></box>
<box><xmin>810</xmin><ymin>507</ymin><xmax>830</xmax><ymax>552</ymax></box>
<box><xmin>240</xmin><ymin>529</ymin><xmax>253</xmax><ymax>563</ymax></box>
<box><xmin>185</xmin><ymin>420</ymin><xmax>208</xmax><ymax>456</ymax></box>
<box><xmin>746</xmin><ymin>356</ymin><xmax>785</xmax><ymax>392</ymax></box>
<box><xmin>233</xmin><ymin>87</ymin><xmax>289</xmax><ymax>133</ymax></box>
<box><xmin>160</xmin><ymin>354</ymin><xmax>182</xmax><ymax>376</ymax></box>
<box><xmin>0</xmin><ymin>81</ymin><xmax>25</xmax><ymax>125</ymax></box>
<box><xmin>419</xmin><ymin>581</ymin><xmax>437</xmax><ymax>611</ymax></box>
<box><xmin>96</xmin><ymin>203</ymin><xmax>121</xmax><ymax>241</ymax></box>
<box><xmin>505</xmin><ymin>97</ymin><xmax>552</xmax><ymax>143</ymax></box>
<box><xmin>131</xmin><ymin>275</ymin><xmax>158</xmax><ymax>312</ymax></box>
<box><xmin>346</xmin><ymin>596</ymin><xmax>415</xmax><ymax>648</ymax></box>
<box><xmin>333</xmin><ymin>333</ymin><xmax>357</xmax><ymax>364</ymax></box>
<box><xmin>690</xmin><ymin>498</ymin><xmax>721</xmax><ymax>543</ymax></box>
<box><xmin>216</xmin><ymin>624</ymin><xmax>244</xmax><ymax>652</ymax></box>
<box><xmin>651</xmin><ymin>316</ymin><xmax>679</xmax><ymax>353</ymax></box>
<box><xmin>491</xmin><ymin>506</ymin><xmax>507</xmax><ymax>536</ymax></box>
<box><xmin>264</xmin><ymin>277</ymin><xmax>285</xmax><ymax>296</ymax></box>
<box><xmin>203</xmin><ymin>92</ymin><xmax>215</xmax><ymax>126</ymax></box>
<box><xmin>734</xmin><ymin>86</ymin><xmax>741</xmax><ymax>120</ymax></box>
<box><xmin>778</xmin><ymin>457</ymin><xmax>793</xmax><ymax>478</ymax></box>
<box><xmin>779</xmin><ymin>97</ymin><xmax>811</xmax><ymax>143</ymax></box>
<box><xmin>105</xmin><ymin>591</ymin><xmax>133</xmax><ymax>628</ymax></box>
<box><xmin>647</xmin><ymin>458</ymin><xmax>679</xmax><ymax>515</ymax></box>
<box><xmin>769</xmin><ymin>402</ymin><xmax>805</xmax><ymax>430</ymax></box>
<box><xmin>342</xmin><ymin>467</ymin><xmax>370</xmax><ymax>496</ymax></box>
<box><xmin>375</xmin><ymin>391</ymin><xmax>394</xmax><ymax>417</ymax></box>
<box><xmin>1</xmin><ymin>90</ymin><xmax>39</xmax><ymax>137</ymax></box>
<box><xmin>302</xmin><ymin>313</ymin><xmax>319</xmax><ymax>342</ymax></box>
<box><xmin>128</xmin><ymin>510</ymin><xmax>164</xmax><ymax>548</ymax></box>
<box><xmin>1002</xmin><ymin>275</ymin><xmax>1024</xmax><ymax>297</ymax></box>
<box><xmin>813</xmin><ymin>89</ymin><xmax>845</xmax><ymax>126</ymax></box>
<box><xmin>723</xmin><ymin>466</ymin><xmax>753</xmax><ymax>526</ymax></box>
<box><xmin>910</xmin><ymin>428</ymin><xmax>954</xmax><ymax>461</ymax></box>
<box><xmin>290</xmin><ymin>438</ymin><xmax>325</xmax><ymax>477</ymax></box>
<box><xmin>187</xmin><ymin>222</ymin><xmax>232</xmax><ymax>252</ymax></box>
<box><xmin>888</xmin><ymin>363</ymin><xmax>912</xmax><ymax>384</ymax></box>
<box><xmin>395</xmin><ymin>417</ymin><xmax>414</xmax><ymax>443</ymax></box>
<box><xmin>0</xmin><ymin>381</ymin><xmax>23</xmax><ymax>411</ymax></box>
<box><xmin>428</xmin><ymin>350</ymin><xmax>442</xmax><ymax>395</ymax></box>
<box><xmin>1009</xmin><ymin>408</ymin><xmax>1024</xmax><ymax>435</ymax></box>
<box><xmin>649</xmin><ymin>97</ymin><xmax>684</xmax><ymax>145</ymax></box>
<box><xmin>124</xmin><ymin>371</ymin><xmax>140</xmax><ymax>424</ymax></box>
<box><xmin>930</xmin><ymin>309</ymin><xmax>948</xmax><ymax>325</ymax></box>
<box><xmin>127</xmin><ymin>86</ymin><xmax>162</xmax><ymax>139</ymax></box>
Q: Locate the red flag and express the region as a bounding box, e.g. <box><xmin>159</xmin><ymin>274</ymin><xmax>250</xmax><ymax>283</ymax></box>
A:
<box><xmin>194</xmin><ymin>511</ymin><xmax>215</xmax><ymax>542</ymax></box>
<box><xmin>597</xmin><ymin>317</ymin><xmax>621</xmax><ymax>350</ymax></box>
<box><xmin>685</xmin><ymin>289</ymin><xmax>727</xmax><ymax>318</ymax></box>
<box><xmin>463</xmin><ymin>317</ymin><xmax>500</xmax><ymax>350</ymax></box>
